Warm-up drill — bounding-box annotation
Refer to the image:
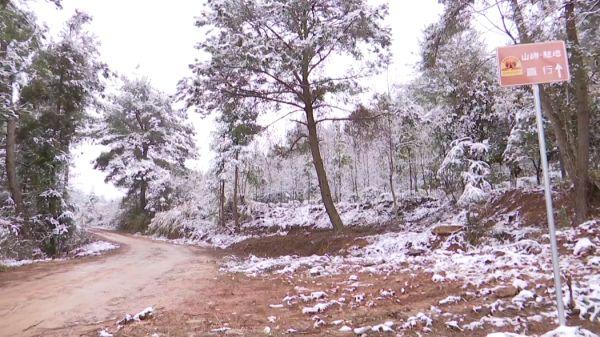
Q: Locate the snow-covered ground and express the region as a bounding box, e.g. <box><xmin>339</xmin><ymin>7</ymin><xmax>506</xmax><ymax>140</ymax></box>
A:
<box><xmin>0</xmin><ymin>257</ymin><xmax>54</xmax><ymax>268</ymax></box>
<box><xmin>213</xmin><ymin>192</ymin><xmax>600</xmax><ymax>336</ymax></box>
<box><xmin>147</xmin><ymin>191</ymin><xmax>445</xmax><ymax>248</ymax></box>
<box><xmin>240</xmin><ymin>193</ymin><xmax>401</xmax><ymax>230</ymax></box>
<box><xmin>0</xmin><ymin>240</ymin><xmax>119</xmax><ymax>268</ymax></box>
<box><xmin>489</xmin><ymin>326</ymin><xmax>599</xmax><ymax>337</ymax></box>
<box><xmin>70</xmin><ymin>240</ymin><xmax>119</xmax><ymax>257</ymax></box>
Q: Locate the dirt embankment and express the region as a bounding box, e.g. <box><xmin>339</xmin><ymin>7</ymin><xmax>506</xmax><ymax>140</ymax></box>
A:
<box><xmin>229</xmin><ymin>226</ymin><xmax>386</xmax><ymax>258</ymax></box>
<box><xmin>478</xmin><ymin>187</ymin><xmax>600</xmax><ymax>229</ymax></box>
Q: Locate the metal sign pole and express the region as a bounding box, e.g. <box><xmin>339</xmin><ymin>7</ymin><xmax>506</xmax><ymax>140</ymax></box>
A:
<box><xmin>532</xmin><ymin>84</ymin><xmax>566</xmax><ymax>326</ymax></box>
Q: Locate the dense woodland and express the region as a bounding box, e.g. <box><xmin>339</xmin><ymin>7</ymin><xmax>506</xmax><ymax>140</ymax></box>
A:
<box><xmin>1</xmin><ymin>0</ymin><xmax>599</xmax><ymax>257</ymax></box>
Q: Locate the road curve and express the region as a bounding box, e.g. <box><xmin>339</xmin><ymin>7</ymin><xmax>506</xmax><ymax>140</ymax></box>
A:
<box><xmin>0</xmin><ymin>231</ymin><xmax>218</xmax><ymax>337</ymax></box>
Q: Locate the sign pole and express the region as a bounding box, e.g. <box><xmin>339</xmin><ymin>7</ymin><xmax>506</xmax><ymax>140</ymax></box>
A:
<box><xmin>532</xmin><ymin>83</ymin><xmax>566</xmax><ymax>326</ymax></box>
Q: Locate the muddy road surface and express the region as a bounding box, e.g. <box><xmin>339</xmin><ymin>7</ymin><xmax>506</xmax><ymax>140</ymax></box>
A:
<box><xmin>0</xmin><ymin>231</ymin><xmax>218</xmax><ymax>337</ymax></box>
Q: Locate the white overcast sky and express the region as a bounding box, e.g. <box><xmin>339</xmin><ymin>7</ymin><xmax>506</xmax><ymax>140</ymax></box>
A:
<box><xmin>30</xmin><ymin>0</ymin><xmax>497</xmax><ymax>199</ymax></box>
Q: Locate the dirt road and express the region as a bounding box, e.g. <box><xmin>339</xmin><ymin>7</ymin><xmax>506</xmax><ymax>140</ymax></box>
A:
<box><xmin>0</xmin><ymin>231</ymin><xmax>218</xmax><ymax>337</ymax></box>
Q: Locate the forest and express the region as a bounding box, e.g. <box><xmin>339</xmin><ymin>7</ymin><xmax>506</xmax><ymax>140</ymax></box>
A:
<box><xmin>1</xmin><ymin>0</ymin><xmax>600</xmax><ymax>337</ymax></box>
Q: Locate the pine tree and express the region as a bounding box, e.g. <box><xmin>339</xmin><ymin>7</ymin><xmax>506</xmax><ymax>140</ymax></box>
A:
<box><xmin>0</xmin><ymin>1</ymin><xmax>41</xmax><ymax>214</ymax></box>
<box><xmin>95</xmin><ymin>78</ymin><xmax>195</xmax><ymax>231</ymax></box>
<box><xmin>180</xmin><ymin>0</ymin><xmax>391</xmax><ymax>231</ymax></box>
<box><xmin>16</xmin><ymin>11</ymin><xmax>104</xmax><ymax>254</ymax></box>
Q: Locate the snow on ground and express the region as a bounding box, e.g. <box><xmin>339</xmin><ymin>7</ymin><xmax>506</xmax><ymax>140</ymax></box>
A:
<box><xmin>0</xmin><ymin>258</ymin><xmax>53</xmax><ymax>267</ymax></box>
<box><xmin>223</xmin><ymin>221</ymin><xmax>545</xmax><ymax>281</ymax></box>
<box><xmin>70</xmin><ymin>240</ymin><xmax>119</xmax><ymax>257</ymax></box>
<box><xmin>224</xmin><ymin>221</ymin><xmax>600</xmax><ymax>302</ymax></box>
<box><xmin>241</xmin><ymin>194</ymin><xmax>398</xmax><ymax>230</ymax></box>
<box><xmin>1</xmin><ymin>240</ymin><xmax>118</xmax><ymax>268</ymax></box>
<box><xmin>147</xmin><ymin>192</ymin><xmax>445</xmax><ymax>249</ymax></box>
<box><xmin>488</xmin><ymin>326</ymin><xmax>600</xmax><ymax>337</ymax></box>
<box><xmin>223</xmin><ymin>210</ymin><xmax>600</xmax><ymax>284</ymax></box>
<box><xmin>117</xmin><ymin>306</ymin><xmax>155</xmax><ymax>326</ymax></box>
<box><xmin>574</xmin><ymin>238</ymin><xmax>596</xmax><ymax>256</ymax></box>
<box><xmin>220</xmin><ymin>197</ymin><xmax>600</xmax><ymax>334</ymax></box>
<box><xmin>98</xmin><ymin>329</ymin><xmax>113</xmax><ymax>337</ymax></box>
<box><xmin>147</xmin><ymin>203</ymin><xmax>251</xmax><ymax>249</ymax></box>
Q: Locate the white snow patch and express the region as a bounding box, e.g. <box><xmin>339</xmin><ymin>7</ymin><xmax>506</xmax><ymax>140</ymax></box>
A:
<box><xmin>353</xmin><ymin>326</ymin><xmax>372</xmax><ymax>334</ymax></box>
<box><xmin>339</xmin><ymin>325</ymin><xmax>352</xmax><ymax>332</ymax></box>
<box><xmin>371</xmin><ymin>322</ymin><xmax>394</xmax><ymax>332</ymax></box>
<box><xmin>71</xmin><ymin>241</ymin><xmax>119</xmax><ymax>257</ymax></box>
<box><xmin>210</xmin><ymin>327</ymin><xmax>231</xmax><ymax>333</ymax></box>
<box><xmin>445</xmin><ymin>320</ymin><xmax>463</xmax><ymax>331</ymax></box>
<box><xmin>488</xmin><ymin>326</ymin><xmax>600</xmax><ymax>337</ymax></box>
<box><xmin>574</xmin><ymin>238</ymin><xmax>595</xmax><ymax>256</ymax></box>
<box><xmin>540</xmin><ymin>326</ymin><xmax>599</xmax><ymax>337</ymax></box>
<box><xmin>512</xmin><ymin>290</ymin><xmax>535</xmax><ymax>310</ymax></box>
<box><xmin>302</xmin><ymin>301</ymin><xmax>337</xmax><ymax>314</ymax></box>
<box><xmin>439</xmin><ymin>295</ymin><xmax>462</xmax><ymax>305</ymax></box>
<box><xmin>512</xmin><ymin>278</ymin><xmax>528</xmax><ymax>290</ymax></box>
<box><xmin>98</xmin><ymin>330</ymin><xmax>113</xmax><ymax>337</ymax></box>
<box><xmin>0</xmin><ymin>259</ymin><xmax>37</xmax><ymax>267</ymax></box>
<box><xmin>402</xmin><ymin>312</ymin><xmax>432</xmax><ymax>329</ymax></box>
<box><xmin>133</xmin><ymin>307</ymin><xmax>154</xmax><ymax>321</ymax></box>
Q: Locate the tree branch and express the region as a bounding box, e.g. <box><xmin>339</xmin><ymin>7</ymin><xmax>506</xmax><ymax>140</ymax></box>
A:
<box><xmin>315</xmin><ymin>112</ymin><xmax>389</xmax><ymax>124</ymax></box>
<box><xmin>290</xmin><ymin>119</ymin><xmax>307</xmax><ymax>126</ymax></box>
<box><xmin>288</xmin><ymin>133</ymin><xmax>307</xmax><ymax>153</ymax></box>
<box><xmin>495</xmin><ymin>1</ymin><xmax>518</xmax><ymax>44</ymax></box>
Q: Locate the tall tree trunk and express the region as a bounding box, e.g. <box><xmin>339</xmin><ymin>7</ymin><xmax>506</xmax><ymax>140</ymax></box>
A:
<box><xmin>241</xmin><ymin>169</ymin><xmax>248</xmax><ymax>202</ymax></box>
<box><xmin>352</xmin><ymin>144</ymin><xmax>359</xmax><ymax>200</ymax></box>
<box><xmin>387</xmin><ymin>126</ymin><xmax>397</xmax><ymax>210</ymax></box>
<box><xmin>305</xmin><ymin>109</ymin><xmax>344</xmax><ymax>231</ymax></box>
<box><xmin>306</xmin><ymin>165</ymin><xmax>312</xmax><ymax>201</ymax></box>
<box><xmin>62</xmin><ymin>163</ymin><xmax>70</xmax><ymax>200</ymax></box>
<box><xmin>408</xmin><ymin>148</ymin><xmax>418</xmax><ymax>192</ymax></box>
<box><xmin>300</xmin><ymin>32</ymin><xmax>343</xmax><ymax>231</ymax></box>
<box><xmin>139</xmin><ymin>180</ymin><xmax>147</xmax><ymax>211</ymax></box>
<box><xmin>2</xmin><ymin>39</ymin><xmax>23</xmax><ymax>214</ymax></box>
<box><xmin>420</xmin><ymin>150</ymin><xmax>428</xmax><ymax>195</ymax></box>
<box><xmin>408</xmin><ymin>151</ymin><xmax>413</xmax><ymax>192</ymax></box>
<box><xmin>532</xmin><ymin>157</ymin><xmax>542</xmax><ymax>185</ymax></box>
<box><xmin>335</xmin><ymin>149</ymin><xmax>342</xmax><ymax>202</ymax></box>
<box><xmin>233</xmin><ymin>151</ymin><xmax>240</xmax><ymax>228</ymax></box>
<box><xmin>218</xmin><ymin>180</ymin><xmax>226</xmax><ymax>227</ymax></box>
<box><xmin>365</xmin><ymin>148</ymin><xmax>371</xmax><ymax>188</ymax></box>
<box><xmin>565</xmin><ymin>0</ymin><xmax>591</xmax><ymax>224</ymax></box>
<box><xmin>6</xmin><ymin>117</ymin><xmax>23</xmax><ymax>213</ymax></box>
<box><xmin>139</xmin><ymin>144</ymin><xmax>148</xmax><ymax>212</ymax></box>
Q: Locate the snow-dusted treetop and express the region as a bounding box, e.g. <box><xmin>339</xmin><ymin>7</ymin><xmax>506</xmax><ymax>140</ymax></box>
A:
<box><xmin>95</xmin><ymin>78</ymin><xmax>196</xmax><ymax>212</ymax></box>
<box><xmin>180</xmin><ymin>0</ymin><xmax>391</xmax><ymax>115</ymax></box>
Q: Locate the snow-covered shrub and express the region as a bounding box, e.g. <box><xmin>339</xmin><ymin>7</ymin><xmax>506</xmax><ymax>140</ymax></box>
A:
<box><xmin>94</xmin><ymin>77</ymin><xmax>196</xmax><ymax>231</ymax></box>
<box><xmin>438</xmin><ymin>137</ymin><xmax>491</xmax><ymax>206</ymax></box>
<box><xmin>148</xmin><ymin>198</ymin><xmax>215</xmax><ymax>240</ymax></box>
<box><xmin>146</xmin><ymin>176</ymin><xmax>245</xmax><ymax>247</ymax></box>
<box><xmin>29</xmin><ymin>189</ymin><xmax>80</xmax><ymax>255</ymax></box>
